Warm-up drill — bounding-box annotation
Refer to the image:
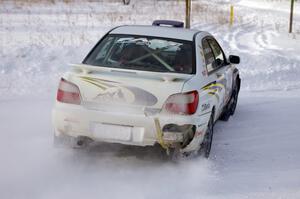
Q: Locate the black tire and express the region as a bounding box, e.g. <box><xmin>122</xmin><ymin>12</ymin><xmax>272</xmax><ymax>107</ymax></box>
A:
<box><xmin>53</xmin><ymin>133</ymin><xmax>72</xmax><ymax>147</ymax></box>
<box><xmin>219</xmin><ymin>84</ymin><xmax>239</xmax><ymax>121</ymax></box>
<box><xmin>199</xmin><ymin>112</ymin><xmax>214</xmax><ymax>158</ymax></box>
<box><xmin>54</xmin><ymin>134</ymin><xmax>91</xmax><ymax>149</ymax></box>
<box><xmin>219</xmin><ymin>104</ymin><xmax>231</xmax><ymax>121</ymax></box>
<box><xmin>165</xmin><ymin>147</ymin><xmax>193</xmax><ymax>161</ymax></box>
<box><xmin>229</xmin><ymin>88</ymin><xmax>238</xmax><ymax>115</ymax></box>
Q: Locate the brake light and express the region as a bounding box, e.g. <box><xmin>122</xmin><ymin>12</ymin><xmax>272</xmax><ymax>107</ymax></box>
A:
<box><xmin>57</xmin><ymin>78</ymin><xmax>81</xmax><ymax>105</ymax></box>
<box><xmin>164</xmin><ymin>90</ymin><xmax>199</xmax><ymax>115</ymax></box>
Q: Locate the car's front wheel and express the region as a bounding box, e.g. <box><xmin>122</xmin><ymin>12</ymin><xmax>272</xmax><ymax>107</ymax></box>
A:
<box><xmin>229</xmin><ymin>87</ymin><xmax>239</xmax><ymax>115</ymax></box>
<box><xmin>220</xmin><ymin>84</ymin><xmax>239</xmax><ymax>121</ymax></box>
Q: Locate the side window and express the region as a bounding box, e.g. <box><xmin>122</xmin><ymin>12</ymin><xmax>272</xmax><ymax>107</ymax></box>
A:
<box><xmin>207</xmin><ymin>38</ymin><xmax>226</xmax><ymax>68</ymax></box>
<box><xmin>202</xmin><ymin>39</ymin><xmax>215</xmax><ymax>73</ymax></box>
<box><xmin>95</xmin><ymin>36</ymin><xmax>115</xmax><ymax>60</ymax></box>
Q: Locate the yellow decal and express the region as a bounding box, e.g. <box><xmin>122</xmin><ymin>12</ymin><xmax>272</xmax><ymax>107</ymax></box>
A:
<box><xmin>203</xmin><ymin>83</ymin><xmax>224</xmax><ymax>101</ymax></box>
<box><xmin>79</xmin><ymin>76</ymin><xmax>116</xmax><ymax>90</ymax></box>
<box><xmin>154</xmin><ymin>118</ymin><xmax>169</xmax><ymax>153</ymax></box>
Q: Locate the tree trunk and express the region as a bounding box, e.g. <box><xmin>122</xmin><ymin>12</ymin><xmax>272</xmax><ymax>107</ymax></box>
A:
<box><xmin>185</xmin><ymin>0</ymin><xmax>191</xmax><ymax>29</ymax></box>
<box><xmin>289</xmin><ymin>0</ymin><xmax>295</xmax><ymax>33</ymax></box>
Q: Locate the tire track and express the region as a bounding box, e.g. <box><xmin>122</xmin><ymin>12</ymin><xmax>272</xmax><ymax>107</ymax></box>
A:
<box><xmin>194</xmin><ymin>21</ymin><xmax>300</xmax><ymax>91</ymax></box>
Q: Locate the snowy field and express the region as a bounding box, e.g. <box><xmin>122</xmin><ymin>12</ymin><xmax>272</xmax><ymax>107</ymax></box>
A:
<box><xmin>1</xmin><ymin>0</ymin><xmax>300</xmax><ymax>198</ymax></box>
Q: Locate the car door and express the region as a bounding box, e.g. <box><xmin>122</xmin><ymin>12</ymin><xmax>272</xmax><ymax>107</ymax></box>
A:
<box><xmin>207</xmin><ymin>37</ymin><xmax>234</xmax><ymax>105</ymax></box>
<box><xmin>202</xmin><ymin>37</ymin><xmax>228</xmax><ymax>118</ymax></box>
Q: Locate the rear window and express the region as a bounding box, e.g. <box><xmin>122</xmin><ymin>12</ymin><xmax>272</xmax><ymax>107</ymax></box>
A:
<box><xmin>83</xmin><ymin>34</ymin><xmax>195</xmax><ymax>74</ymax></box>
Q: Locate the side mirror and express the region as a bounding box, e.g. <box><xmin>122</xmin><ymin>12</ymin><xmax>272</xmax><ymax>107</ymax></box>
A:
<box><xmin>229</xmin><ymin>55</ymin><xmax>240</xmax><ymax>64</ymax></box>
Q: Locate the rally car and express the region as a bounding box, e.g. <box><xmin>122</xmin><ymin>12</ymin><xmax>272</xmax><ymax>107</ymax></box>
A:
<box><xmin>52</xmin><ymin>20</ymin><xmax>241</xmax><ymax>158</ymax></box>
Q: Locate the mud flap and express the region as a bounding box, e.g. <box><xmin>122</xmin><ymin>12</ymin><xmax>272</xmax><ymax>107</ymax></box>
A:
<box><xmin>154</xmin><ymin>118</ymin><xmax>170</xmax><ymax>155</ymax></box>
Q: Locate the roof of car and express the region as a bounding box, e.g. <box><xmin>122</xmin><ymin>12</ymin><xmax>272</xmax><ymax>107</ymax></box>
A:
<box><xmin>110</xmin><ymin>25</ymin><xmax>202</xmax><ymax>41</ymax></box>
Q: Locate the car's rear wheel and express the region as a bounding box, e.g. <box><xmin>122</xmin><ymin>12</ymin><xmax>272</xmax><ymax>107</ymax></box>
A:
<box><xmin>53</xmin><ymin>133</ymin><xmax>72</xmax><ymax>147</ymax></box>
<box><xmin>199</xmin><ymin>112</ymin><xmax>214</xmax><ymax>158</ymax></box>
<box><xmin>54</xmin><ymin>134</ymin><xmax>91</xmax><ymax>149</ymax></box>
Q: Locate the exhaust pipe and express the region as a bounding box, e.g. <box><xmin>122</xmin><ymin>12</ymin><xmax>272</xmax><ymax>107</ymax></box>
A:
<box><xmin>74</xmin><ymin>136</ymin><xmax>93</xmax><ymax>148</ymax></box>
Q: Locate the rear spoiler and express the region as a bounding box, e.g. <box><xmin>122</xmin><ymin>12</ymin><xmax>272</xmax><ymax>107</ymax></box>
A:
<box><xmin>152</xmin><ymin>20</ymin><xmax>184</xmax><ymax>28</ymax></box>
<box><xmin>70</xmin><ymin>64</ymin><xmax>193</xmax><ymax>82</ymax></box>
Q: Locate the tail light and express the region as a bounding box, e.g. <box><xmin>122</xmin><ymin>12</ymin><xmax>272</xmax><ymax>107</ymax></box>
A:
<box><xmin>57</xmin><ymin>78</ymin><xmax>81</xmax><ymax>105</ymax></box>
<box><xmin>164</xmin><ymin>90</ymin><xmax>199</xmax><ymax>115</ymax></box>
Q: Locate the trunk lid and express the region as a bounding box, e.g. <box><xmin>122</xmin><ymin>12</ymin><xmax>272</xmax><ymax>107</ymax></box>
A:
<box><xmin>67</xmin><ymin>64</ymin><xmax>193</xmax><ymax>113</ymax></box>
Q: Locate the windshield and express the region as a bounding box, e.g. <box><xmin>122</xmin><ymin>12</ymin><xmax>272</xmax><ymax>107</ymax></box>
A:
<box><xmin>83</xmin><ymin>34</ymin><xmax>195</xmax><ymax>74</ymax></box>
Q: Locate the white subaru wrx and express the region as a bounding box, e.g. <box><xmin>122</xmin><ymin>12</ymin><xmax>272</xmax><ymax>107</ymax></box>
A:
<box><xmin>52</xmin><ymin>20</ymin><xmax>241</xmax><ymax>158</ymax></box>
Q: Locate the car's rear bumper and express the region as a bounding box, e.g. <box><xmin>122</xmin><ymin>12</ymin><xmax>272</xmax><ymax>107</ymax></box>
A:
<box><xmin>52</xmin><ymin>102</ymin><xmax>209</xmax><ymax>152</ymax></box>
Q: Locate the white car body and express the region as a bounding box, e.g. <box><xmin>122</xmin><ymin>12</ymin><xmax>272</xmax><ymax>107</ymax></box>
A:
<box><xmin>52</xmin><ymin>22</ymin><xmax>240</xmax><ymax>156</ymax></box>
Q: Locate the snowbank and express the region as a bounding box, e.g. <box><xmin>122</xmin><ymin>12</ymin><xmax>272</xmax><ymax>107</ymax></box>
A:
<box><xmin>1</xmin><ymin>0</ymin><xmax>300</xmax><ymax>99</ymax></box>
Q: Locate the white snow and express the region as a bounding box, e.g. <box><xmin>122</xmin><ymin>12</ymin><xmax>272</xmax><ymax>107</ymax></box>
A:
<box><xmin>1</xmin><ymin>91</ymin><xmax>300</xmax><ymax>199</ymax></box>
<box><xmin>0</xmin><ymin>0</ymin><xmax>300</xmax><ymax>198</ymax></box>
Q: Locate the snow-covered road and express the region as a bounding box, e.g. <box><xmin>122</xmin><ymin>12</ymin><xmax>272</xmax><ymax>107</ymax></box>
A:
<box><xmin>1</xmin><ymin>0</ymin><xmax>300</xmax><ymax>198</ymax></box>
<box><xmin>1</xmin><ymin>91</ymin><xmax>300</xmax><ymax>199</ymax></box>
